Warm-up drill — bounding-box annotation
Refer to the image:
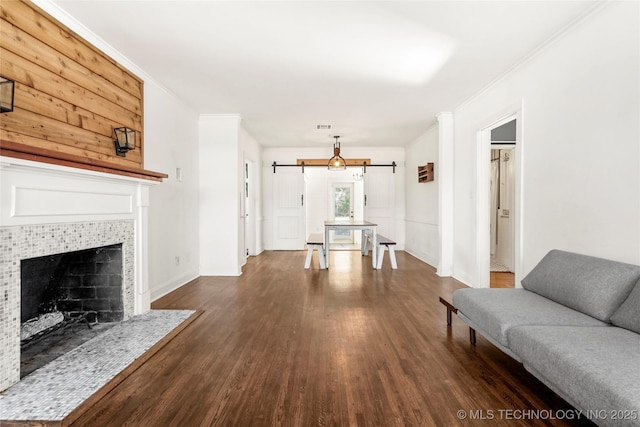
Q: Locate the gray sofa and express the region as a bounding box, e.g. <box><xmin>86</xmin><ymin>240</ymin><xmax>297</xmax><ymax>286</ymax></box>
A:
<box><xmin>453</xmin><ymin>250</ymin><xmax>640</xmax><ymax>427</ymax></box>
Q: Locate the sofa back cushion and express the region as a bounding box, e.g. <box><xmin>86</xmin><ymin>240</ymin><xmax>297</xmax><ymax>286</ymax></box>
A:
<box><xmin>610</xmin><ymin>281</ymin><xmax>640</xmax><ymax>333</ymax></box>
<box><xmin>521</xmin><ymin>250</ymin><xmax>640</xmax><ymax>322</ymax></box>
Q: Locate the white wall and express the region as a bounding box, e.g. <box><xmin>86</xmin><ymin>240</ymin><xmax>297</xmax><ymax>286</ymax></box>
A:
<box><xmin>451</xmin><ymin>1</ymin><xmax>640</xmax><ymax>286</ymax></box>
<box><xmin>263</xmin><ymin>146</ymin><xmax>405</xmax><ymax>250</ymax></box>
<box><xmin>404</xmin><ymin>124</ymin><xmax>439</xmax><ymax>266</ymax></box>
<box><xmin>144</xmin><ymin>84</ymin><xmax>201</xmax><ymax>300</ymax></box>
<box><xmin>199</xmin><ymin>115</ymin><xmax>242</xmax><ymax>276</ymax></box>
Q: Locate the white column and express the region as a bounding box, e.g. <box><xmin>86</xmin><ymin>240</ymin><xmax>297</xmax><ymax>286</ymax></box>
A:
<box><xmin>437</xmin><ymin>112</ymin><xmax>454</xmax><ymax>277</ymax></box>
<box><xmin>135</xmin><ymin>183</ymin><xmax>151</xmax><ymax>314</ymax></box>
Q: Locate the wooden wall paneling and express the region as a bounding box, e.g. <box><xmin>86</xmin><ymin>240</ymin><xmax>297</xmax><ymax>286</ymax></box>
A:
<box><xmin>0</xmin><ymin>0</ymin><xmax>154</xmax><ymax>177</ymax></box>
<box><xmin>1</xmin><ymin>0</ymin><xmax>142</xmax><ymax>99</ymax></box>
<box><xmin>12</xmin><ymin>82</ymin><xmax>142</xmax><ymax>137</ymax></box>
<box><xmin>0</xmin><ymin>96</ymin><xmax>143</xmax><ymax>164</ymax></box>
<box><xmin>1</xmin><ymin>49</ymin><xmax>141</xmax><ymax>130</ymax></box>
<box><xmin>0</xmin><ymin>40</ymin><xmax>141</xmax><ymax>129</ymax></box>
<box><xmin>0</xmin><ymin>51</ymin><xmax>143</xmax><ymax>166</ymax></box>
<box><xmin>0</xmin><ymin>120</ymin><xmax>142</xmax><ymax>170</ymax></box>
<box><xmin>2</xmin><ymin>29</ymin><xmax>142</xmax><ymax>126</ymax></box>
<box><xmin>1</xmin><ymin>20</ymin><xmax>142</xmax><ymax>115</ymax></box>
<box><xmin>4</xmin><ymin>74</ymin><xmax>144</xmax><ymax>155</ymax></box>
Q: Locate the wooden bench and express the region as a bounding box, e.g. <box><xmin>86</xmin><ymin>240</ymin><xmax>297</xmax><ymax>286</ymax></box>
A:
<box><xmin>439</xmin><ymin>297</ymin><xmax>476</xmax><ymax>344</ymax></box>
<box><xmin>363</xmin><ymin>232</ymin><xmax>397</xmax><ymax>269</ymax></box>
<box><xmin>376</xmin><ymin>234</ymin><xmax>397</xmax><ymax>269</ymax></box>
<box><xmin>304</xmin><ymin>233</ymin><xmax>326</xmax><ymax>269</ymax></box>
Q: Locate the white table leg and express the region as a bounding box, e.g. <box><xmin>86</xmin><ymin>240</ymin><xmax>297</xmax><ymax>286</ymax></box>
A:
<box><xmin>371</xmin><ymin>227</ymin><xmax>377</xmax><ymax>269</ymax></box>
<box><xmin>377</xmin><ymin>245</ymin><xmax>385</xmax><ymax>269</ymax></box>
<box><xmin>362</xmin><ymin>230</ymin><xmax>371</xmax><ymax>256</ymax></box>
<box><xmin>324</xmin><ymin>227</ymin><xmax>330</xmax><ymax>268</ymax></box>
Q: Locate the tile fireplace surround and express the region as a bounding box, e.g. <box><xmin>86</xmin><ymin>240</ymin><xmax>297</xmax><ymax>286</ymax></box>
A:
<box><xmin>0</xmin><ymin>156</ymin><xmax>157</xmax><ymax>392</ymax></box>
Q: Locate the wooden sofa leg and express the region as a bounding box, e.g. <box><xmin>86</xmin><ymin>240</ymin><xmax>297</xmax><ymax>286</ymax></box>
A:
<box><xmin>469</xmin><ymin>328</ymin><xmax>476</xmax><ymax>345</ymax></box>
<box><xmin>438</xmin><ymin>297</ymin><xmax>457</xmax><ymax>327</ymax></box>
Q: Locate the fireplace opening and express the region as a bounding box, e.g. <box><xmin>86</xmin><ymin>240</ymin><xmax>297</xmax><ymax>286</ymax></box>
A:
<box><xmin>20</xmin><ymin>243</ymin><xmax>124</xmax><ymax>377</ymax></box>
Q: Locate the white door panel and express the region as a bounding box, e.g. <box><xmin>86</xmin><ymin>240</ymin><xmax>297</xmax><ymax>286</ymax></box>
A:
<box><xmin>364</xmin><ymin>169</ymin><xmax>395</xmax><ymax>239</ymax></box>
<box><xmin>273</xmin><ymin>170</ymin><xmax>305</xmax><ymax>249</ymax></box>
<box><xmin>366</xmin><ymin>172</ymin><xmax>391</xmax><ymax>208</ymax></box>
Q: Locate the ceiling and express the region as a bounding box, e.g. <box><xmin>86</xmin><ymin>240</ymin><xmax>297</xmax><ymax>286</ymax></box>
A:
<box><xmin>51</xmin><ymin>0</ymin><xmax>599</xmax><ymax>148</ymax></box>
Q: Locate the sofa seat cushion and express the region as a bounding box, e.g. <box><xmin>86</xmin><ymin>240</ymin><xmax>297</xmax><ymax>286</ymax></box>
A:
<box><xmin>508</xmin><ymin>326</ymin><xmax>640</xmax><ymax>426</ymax></box>
<box><xmin>521</xmin><ymin>250</ymin><xmax>640</xmax><ymax>322</ymax></box>
<box><xmin>453</xmin><ymin>288</ymin><xmax>608</xmax><ymax>348</ymax></box>
<box><xmin>611</xmin><ymin>282</ymin><xmax>640</xmax><ymax>334</ymax></box>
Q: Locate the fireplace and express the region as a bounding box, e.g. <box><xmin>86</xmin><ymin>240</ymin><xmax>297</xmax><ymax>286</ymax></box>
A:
<box><xmin>18</xmin><ymin>243</ymin><xmax>125</xmax><ymax>377</ymax></box>
<box><xmin>21</xmin><ymin>244</ymin><xmax>124</xmax><ymax>326</ymax></box>
<box><xmin>0</xmin><ymin>156</ymin><xmax>156</xmax><ymax>392</ymax></box>
<box><xmin>1</xmin><ymin>221</ymin><xmax>136</xmax><ymax>387</ymax></box>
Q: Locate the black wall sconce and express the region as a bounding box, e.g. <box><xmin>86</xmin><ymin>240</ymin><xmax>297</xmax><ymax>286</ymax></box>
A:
<box><xmin>113</xmin><ymin>127</ymin><xmax>136</xmax><ymax>157</ymax></box>
<box><xmin>0</xmin><ymin>76</ymin><xmax>15</xmax><ymax>113</ymax></box>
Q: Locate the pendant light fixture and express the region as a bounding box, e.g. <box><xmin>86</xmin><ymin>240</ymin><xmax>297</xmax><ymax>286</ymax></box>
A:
<box><xmin>328</xmin><ymin>135</ymin><xmax>347</xmax><ymax>170</ymax></box>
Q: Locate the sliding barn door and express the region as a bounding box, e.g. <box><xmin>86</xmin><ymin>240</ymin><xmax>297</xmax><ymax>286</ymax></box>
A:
<box><xmin>364</xmin><ymin>169</ymin><xmax>395</xmax><ymax>239</ymax></box>
<box><xmin>273</xmin><ymin>169</ymin><xmax>305</xmax><ymax>250</ymax></box>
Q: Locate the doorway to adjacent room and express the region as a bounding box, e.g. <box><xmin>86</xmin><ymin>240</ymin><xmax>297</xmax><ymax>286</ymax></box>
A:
<box><xmin>304</xmin><ymin>168</ymin><xmax>365</xmax><ymax>251</ymax></box>
<box><xmin>476</xmin><ymin>112</ymin><xmax>522</xmax><ymax>289</ymax></box>
<box><xmin>489</xmin><ymin>119</ymin><xmax>516</xmax><ymax>288</ymax></box>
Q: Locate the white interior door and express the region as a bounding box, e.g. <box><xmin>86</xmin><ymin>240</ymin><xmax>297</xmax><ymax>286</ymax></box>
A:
<box><xmin>244</xmin><ymin>160</ymin><xmax>256</xmax><ymax>257</ymax></box>
<box><xmin>364</xmin><ymin>168</ymin><xmax>395</xmax><ymax>238</ymax></box>
<box><xmin>273</xmin><ymin>169</ymin><xmax>305</xmax><ymax>250</ymax></box>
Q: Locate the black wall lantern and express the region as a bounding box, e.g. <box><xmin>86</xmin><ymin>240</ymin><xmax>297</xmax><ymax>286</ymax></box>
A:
<box><xmin>0</xmin><ymin>76</ymin><xmax>15</xmax><ymax>113</ymax></box>
<box><xmin>113</xmin><ymin>127</ymin><xmax>136</xmax><ymax>157</ymax></box>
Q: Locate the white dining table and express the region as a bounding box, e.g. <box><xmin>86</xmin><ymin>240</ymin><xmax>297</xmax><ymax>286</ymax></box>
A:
<box><xmin>323</xmin><ymin>220</ymin><xmax>378</xmax><ymax>269</ymax></box>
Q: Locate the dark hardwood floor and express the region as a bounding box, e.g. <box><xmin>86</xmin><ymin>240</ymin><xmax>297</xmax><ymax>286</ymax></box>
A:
<box><xmin>71</xmin><ymin>251</ymin><xmax>590</xmax><ymax>426</ymax></box>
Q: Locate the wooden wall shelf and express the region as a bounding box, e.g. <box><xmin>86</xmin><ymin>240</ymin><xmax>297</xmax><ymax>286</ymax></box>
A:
<box><xmin>418</xmin><ymin>163</ymin><xmax>434</xmax><ymax>183</ymax></box>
